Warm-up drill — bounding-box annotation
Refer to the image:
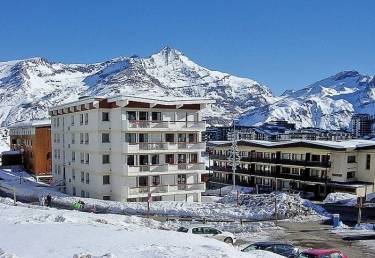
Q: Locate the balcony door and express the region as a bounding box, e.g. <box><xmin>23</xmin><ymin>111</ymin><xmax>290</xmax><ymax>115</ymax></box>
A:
<box><xmin>138</xmin><ymin>176</ymin><xmax>148</xmax><ymax>187</ymax></box>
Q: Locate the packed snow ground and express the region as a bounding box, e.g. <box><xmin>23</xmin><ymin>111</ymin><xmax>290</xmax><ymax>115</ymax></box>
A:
<box><xmin>0</xmin><ymin>197</ymin><xmax>284</xmax><ymax>258</ymax></box>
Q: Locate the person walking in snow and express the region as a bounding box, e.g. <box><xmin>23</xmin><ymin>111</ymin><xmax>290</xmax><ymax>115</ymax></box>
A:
<box><xmin>39</xmin><ymin>195</ymin><xmax>45</xmax><ymax>206</ymax></box>
<box><xmin>46</xmin><ymin>194</ymin><xmax>52</xmax><ymax>207</ymax></box>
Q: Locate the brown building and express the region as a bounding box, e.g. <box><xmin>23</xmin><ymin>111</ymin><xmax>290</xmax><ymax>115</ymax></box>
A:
<box><xmin>9</xmin><ymin>120</ymin><xmax>52</xmax><ymax>182</ymax></box>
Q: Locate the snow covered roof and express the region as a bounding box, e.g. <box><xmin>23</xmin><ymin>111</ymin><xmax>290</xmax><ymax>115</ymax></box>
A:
<box><xmin>8</xmin><ymin>119</ymin><xmax>51</xmax><ymax>129</ymax></box>
<box><xmin>208</xmin><ymin>139</ymin><xmax>375</xmax><ymax>150</ymax></box>
<box><xmin>51</xmin><ymin>94</ymin><xmax>214</xmax><ymax>111</ymax></box>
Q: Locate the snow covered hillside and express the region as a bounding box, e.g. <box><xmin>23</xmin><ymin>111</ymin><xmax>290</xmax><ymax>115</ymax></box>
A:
<box><xmin>0</xmin><ymin>47</ymin><xmax>275</xmax><ymax>127</ymax></box>
<box><xmin>238</xmin><ymin>71</ymin><xmax>375</xmax><ymax>129</ymax></box>
<box><xmin>1</xmin><ymin>48</ymin><xmax>373</xmax><ymax>133</ymax></box>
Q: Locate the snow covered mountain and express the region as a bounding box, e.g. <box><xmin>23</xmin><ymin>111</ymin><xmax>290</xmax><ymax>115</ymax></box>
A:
<box><xmin>0</xmin><ymin>47</ymin><xmax>275</xmax><ymax>127</ymax></box>
<box><xmin>238</xmin><ymin>71</ymin><xmax>375</xmax><ymax>129</ymax></box>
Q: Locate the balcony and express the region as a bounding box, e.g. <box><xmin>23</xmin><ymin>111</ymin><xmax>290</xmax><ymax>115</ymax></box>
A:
<box><xmin>123</xmin><ymin>142</ymin><xmax>205</xmax><ymax>153</ymax></box>
<box><xmin>210</xmin><ymin>166</ymin><xmax>330</xmax><ymax>183</ymax></box>
<box><xmin>240</xmin><ymin>157</ymin><xmax>331</xmax><ymax>168</ymax></box>
<box><xmin>127</xmin><ymin>183</ymin><xmax>205</xmax><ymax>197</ymax></box>
<box><xmin>127</xmin><ymin>164</ymin><xmax>169</xmax><ymax>173</ymax></box>
<box><xmin>126</xmin><ymin>162</ymin><xmax>206</xmax><ymax>174</ymax></box>
<box><xmin>122</xmin><ymin>120</ymin><xmax>206</xmax><ymax>131</ymax></box>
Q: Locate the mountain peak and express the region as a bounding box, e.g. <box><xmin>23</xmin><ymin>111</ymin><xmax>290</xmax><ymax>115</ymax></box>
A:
<box><xmin>333</xmin><ymin>70</ymin><xmax>360</xmax><ymax>81</ymax></box>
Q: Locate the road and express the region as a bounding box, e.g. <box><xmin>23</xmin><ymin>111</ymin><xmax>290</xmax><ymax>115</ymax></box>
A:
<box><xmin>276</xmin><ymin>221</ymin><xmax>375</xmax><ymax>258</ymax></box>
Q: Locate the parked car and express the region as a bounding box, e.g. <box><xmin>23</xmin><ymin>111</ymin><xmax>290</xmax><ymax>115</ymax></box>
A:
<box><xmin>297</xmin><ymin>249</ymin><xmax>348</xmax><ymax>258</ymax></box>
<box><xmin>242</xmin><ymin>242</ymin><xmax>299</xmax><ymax>258</ymax></box>
<box><xmin>177</xmin><ymin>225</ymin><xmax>236</xmax><ymax>244</ymax></box>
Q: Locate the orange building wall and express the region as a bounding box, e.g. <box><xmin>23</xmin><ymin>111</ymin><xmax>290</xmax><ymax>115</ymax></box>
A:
<box><xmin>10</xmin><ymin>126</ymin><xmax>51</xmax><ymax>176</ymax></box>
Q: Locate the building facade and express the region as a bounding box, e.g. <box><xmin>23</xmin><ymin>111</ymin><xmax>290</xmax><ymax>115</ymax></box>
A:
<box><xmin>49</xmin><ymin>95</ymin><xmax>211</xmax><ymax>202</ymax></box>
<box><xmin>8</xmin><ymin>121</ymin><xmax>52</xmax><ymax>181</ymax></box>
<box><xmin>351</xmin><ymin>114</ymin><xmax>375</xmax><ymax>138</ymax></box>
<box><xmin>208</xmin><ymin>140</ymin><xmax>375</xmax><ymax>198</ymax></box>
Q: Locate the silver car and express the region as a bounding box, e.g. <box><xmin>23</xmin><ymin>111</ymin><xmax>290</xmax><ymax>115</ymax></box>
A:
<box><xmin>177</xmin><ymin>225</ymin><xmax>236</xmax><ymax>244</ymax></box>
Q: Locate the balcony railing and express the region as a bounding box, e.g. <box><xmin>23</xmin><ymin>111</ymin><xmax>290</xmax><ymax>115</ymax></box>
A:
<box><xmin>126</xmin><ymin>162</ymin><xmax>205</xmax><ymax>174</ymax></box>
<box><xmin>235</xmin><ymin>156</ymin><xmax>331</xmax><ymax>168</ymax></box>
<box><xmin>210</xmin><ymin>166</ymin><xmax>330</xmax><ymax>183</ymax></box>
<box><xmin>124</xmin><ymin>120</ymin><xmax>206</xmax><ymax>130</ymax></box>
<box><xmin>124</xmin><ymin>142</ymin><xmax>205</xmax><ymax>152</ymax></box>
<box><xmin>128</xmin><ymin>183</ymin><xmax>205</xmax><ymax>196</ymax></box>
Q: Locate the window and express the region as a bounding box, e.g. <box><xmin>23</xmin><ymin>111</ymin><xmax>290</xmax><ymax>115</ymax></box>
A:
<box><xmin>139</xmin><ymin>155</ymin><xmax>148</xmax><ymax>165</ymax></box>
<box><xmin>347</xmin><ymin>155</ymin><xmax>356</xmax><ymax>163</ymax></box>
<box><xmin>86</xmin><ymin>192</ymin><xmax>90</xmax><ymax>198</ymax></box>
<box><xmin>190</xmin><ymin>153</ymin><xmax>198</xmax><ymax>163</ymax></box>
<box><xmin>80</xmin><ymin>153</ymin><xmax>84</xmax><ymax>164</ymax></box>
<box><xmin>188</xmin><ymin>133</ymin><xmax>196</xmax><ymax>143</ymax></box>
<box><xmin>125</xmin><ymin>133</ymin><xmax>137</xmax><ymax>143</ymax></box>
<box><xmin>139</xmin><ymin>133</ymin><xmax>148</xmax><ymax>143</ymax></box>
<box><xmin>138</xmin><ymin>176</ymin><xmax>148</xmax><ymax>187</ymax></box>
<box><xmin>80</xmin><ymin>114</ymin><xmax>84</xmax><ymax>125</ymax></box>
<box><xmin>103</xmin><ymin>175</ymin><xmax>110</xmax><ymax>185</ymax></box>
<box><xmin>72</xmin><ymin>187</ymin><xmax>76</xmax><ymax>196</ymax></box>
<box><xmin>152</xmin><ymin>175</ymin><xmax>160</xmax><ymax>186</ymax></box>
<box><xmin>71</xmin><ymin>133</ymin><xmax>75</xmax><ymax>144</ymax></box>
<box><xmin>127</xmin><ymin>155</ymin><xmax>135</xmax><ymax>166</ymax></box>
<box><xmin>72</xmin><ymin>169</ymin><xmax>75</xmax><ymax>180</ymax></box>
<box><xmin>366</xmin><ymin>154</ymin><xmax>371</xmax><ymax>170</ymax></box>
<box><xmin>165</xmin><ymin>134</ymin><xmax>175</xmax><ymax>143</ymax></box>
<box><xmin>152</xmin><ymin>112</ymin><xmax>162</xmax><ymax>121</ymax></box>
<box><xmin>103</xmin><ymin>196</ymin><xmax>111</xmax><ymax>200</ymax></box>
<box><xmin>80</xmin><ymin>133</ymin><xmax>84</xmax><ymax>144</ymax></box>
<box><xmin>102</xmin><ymin>133</ymin><xmax>110</xmax><ymax>143</ymax></box>
<box><xmin>85</xmin><ymin>153</ymin><xmax>89</xmax><ymax>164</ymax></box>
<box><xmin>102</xmin><ymin>154</ymin><xmax>110</xmax><ymax>164</ymax></box>
<box><xmin>71</xmin><ymin>115</ymin><xmax>75</xmax><ymax>125</ymax></box>
<box><xmin>347</xmin><ymin>171</ymin><xmax>355</xmax><ymax>179</ymax></box>
<box><xmin>178</xmin><ymin>154</ymin><xmax>186</xmax><ymax>164</ymax></box>
<box><xmin>192</xmin><ymin>227</ymin><xmax>204</xmax><ymax>234</ymax></box>
<box><xmin>311</xmin><ymin>154</ymin><xmax>320</xmax><ymax>162</ymax></box>
<box><xmin>84</xmin><ymin>113</ymin><xmax>88</xmax><ymax>125</ymax></box>
<box><xmin>165</xmin><ymin>154</ymin><xmax>174</xmax><ymax>164</ymax></box>
<box><xmin>85</xmin><ymin>133</ymin><xmax>89</xmax><ymax>144</ymax></box>
<box><xmin>151</xmin><ymin>154</ymin><xmax>159</xmax><ymax>165</ymax></box>
<box><xmin>81</xmin><ymin>172</ymin><xmax>84</xmax><ymax>182</ymax></box>
<box><xmin>102</xmin><ymin>112</ymin><xmax>110</xmax><ymax>121</ymax></box>
<box><xmin>139</xmin><ymin>112</ymin><xmax>148</xmax><ymax>120</ymax></box>
<box><xmin>81</xmin><ymin>190</ymin><xmax>85</xmax><ymax>197</ymax></box>
<box><xmin>86</xmin><ymin>173</ymin><xmax>90</xmax><ymax>184</ymax></box>
<box><xmin>178</xmin><ymin>133</ymin><xmax>186</xmax><ymax>142</ymax></box>
<box><xmin>127</xmin><ymin>111</ymin><xmax>137</xmax><ymax>121</ymax></box>
<box><xmin>71</xmin><ymin>151</ymin><xmax>75</xmax><ymax>162</ymax></box>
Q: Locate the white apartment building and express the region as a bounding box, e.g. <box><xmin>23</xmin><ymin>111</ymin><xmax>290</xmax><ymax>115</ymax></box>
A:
<box><xmin>49</xmin><ymin>95</ymin><xmax>212</xmax><ymax>202</ymax></box>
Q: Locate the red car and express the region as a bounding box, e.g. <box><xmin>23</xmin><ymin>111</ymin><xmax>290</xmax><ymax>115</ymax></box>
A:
<box><xmin>297</xmin><ymin>249</ymin><xmax>348</xmax><ymax>258</ymax></box>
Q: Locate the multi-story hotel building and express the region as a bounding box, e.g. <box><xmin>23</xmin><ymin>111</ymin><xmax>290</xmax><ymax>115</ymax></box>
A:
<box><xmin>8</xmin><ymin>120</ymin><xmax>52</xmax><ymax>182</ymax></box>
<box><xmin>49</xmin><ymin>95</ymin><xmax>212</xmax><ymax>202</ymax></box>
<box><xmin>208</xmin><ymin>140</ymin><xmax>375</xmax><ymax>198</ymax></box>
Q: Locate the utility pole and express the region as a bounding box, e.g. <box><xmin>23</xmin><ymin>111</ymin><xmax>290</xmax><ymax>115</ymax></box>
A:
<box><xmin>274</xmin><ymin>194</ymin><xmax>278</xmax><ymax>225</ymax></box>
<box><xmin>228</xmin><ymin>120</ymin><xmax>239</xmax><ymax>189</ymax></box>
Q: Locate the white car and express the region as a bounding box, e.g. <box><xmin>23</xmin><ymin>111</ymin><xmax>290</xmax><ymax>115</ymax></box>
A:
<box><xmin>177</xmin><ymin>225</ymin><xmax>236</xmax><ymax>244</ymax></box>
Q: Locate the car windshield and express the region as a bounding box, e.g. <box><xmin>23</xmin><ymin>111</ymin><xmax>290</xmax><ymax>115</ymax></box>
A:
<box><xmin>177</xmin><ymin>227</ymin><xmax>188</xmax><ymax>233</ymax></box>
<box><xmin>242</xmin><ymin>244</ymin><xmax>261</xmax><ymax>252</ymax></box>
<box><xmin>298</xmin><ymin>253</ymin><xmax>319</xmax><ymax>258</ymax></box>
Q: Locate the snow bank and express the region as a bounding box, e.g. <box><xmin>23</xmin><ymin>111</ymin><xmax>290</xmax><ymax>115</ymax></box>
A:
<box><xmin>218</xmin><ymin>192</ymin><xmax>329</xmax><ymax>220</ymax></box>
<box><xmin>323</xmin><ymin>192</ymin><xmax>357</xmax><ymax>205</ymax></box>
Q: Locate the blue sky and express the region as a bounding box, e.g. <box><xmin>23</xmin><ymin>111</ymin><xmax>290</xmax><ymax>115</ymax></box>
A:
<box><xmin>0</xmin><ymin>0</ymin><xmax>374</xmax><ymax>94</ymax></box>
